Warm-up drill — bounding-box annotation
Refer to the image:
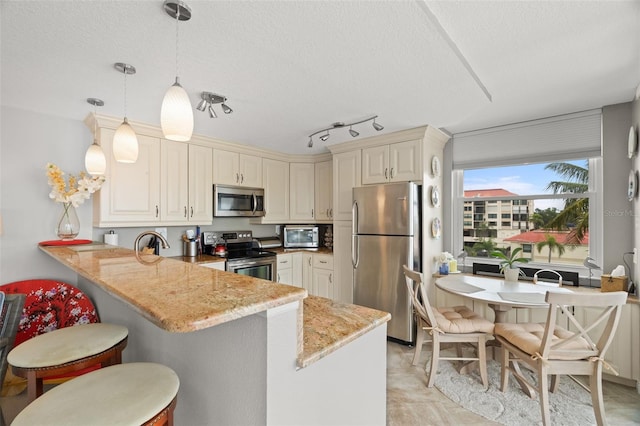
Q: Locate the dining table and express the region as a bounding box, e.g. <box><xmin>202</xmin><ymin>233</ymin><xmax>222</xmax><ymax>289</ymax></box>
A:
<box><xmin>435</xmin><ymin>273</ymin><xmax>574</xmax><ymax>323</ymax></box>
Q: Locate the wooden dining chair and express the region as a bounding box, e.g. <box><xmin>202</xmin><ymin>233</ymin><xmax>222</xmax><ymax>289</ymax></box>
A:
<box><xmin>402</xmin><ymin>265</ymin><xmax>494</xmax><ymax>388</ymax></box>
<box><xmin>495</xmin><ymin>291</ymin><xmax>627</xmax><ymax>426</ymax></box>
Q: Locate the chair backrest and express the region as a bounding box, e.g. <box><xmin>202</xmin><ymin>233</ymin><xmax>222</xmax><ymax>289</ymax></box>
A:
<box><xmin>402</xmin><ymin>265</ymin><xmax>438</xmax><ymax>328</ymax></box>
<box><xmin>0</xmin><ymin>293</ymin><xmax>26</xmax><ymax>389</ymax></box>
<box><xmin>540</xmin><ymin>291</ymin><xmax>628</xmax><ymax>361</ymax></box>
<box><xmin>0</xmin><ymin>280</ymin><xmax>99</xmax><ymax>347</ymax></box>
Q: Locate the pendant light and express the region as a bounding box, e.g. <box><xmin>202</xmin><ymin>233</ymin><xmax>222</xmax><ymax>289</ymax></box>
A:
<box><xmin>85</xmin><ymin>98</ymin><xmax>106</xmax><ymax>175</ymax></box>
<box><xmin>161</xmin><ymin>0</ymin><xmax>193</xmax><ymax>142</ymax></box>
<box><xmin>113</xmin><ymin>62</ymin><xmax>138</xmax><ymax>163</ymax></box>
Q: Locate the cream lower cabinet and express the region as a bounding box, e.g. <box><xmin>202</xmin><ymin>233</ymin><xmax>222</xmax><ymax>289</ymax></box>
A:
<box><xmin>94</xmin><ymin>128</ymin><xmax>161</xmax><ymax>226</ymax></box>
<box><xmin>276</xmin><ymin>253</ymin><xmax>294</xmax><ymax>285</ymax></box>
<box><xmin>315</xmin><ymin>160</ymin><xmax>333</xmax><ymax>222</ymax></box>
<box><xmin>333</xmin><ymin>221</ymin><xmax>353</xmax><ymax>303</ymax></box>
<box><xmin>212</xmin><ymin>149</ymin><xmax>262</xmax><ymax>187</ymax></box>
<box><xmin>312</xmin><ymin>254</ymin><xmax>334</xmax><ymax>299</ymax></box>
<box><xmin>362</xmin><ymin>139</ymin><xmax>421</xmax><ymax>185</ymax></box>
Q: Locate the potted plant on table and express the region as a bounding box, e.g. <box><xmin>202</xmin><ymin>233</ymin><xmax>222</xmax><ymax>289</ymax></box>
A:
<box><xmin>491</xmin><ymin>247</ymin><xmax>529</xmax><ymax>282</ymax></box>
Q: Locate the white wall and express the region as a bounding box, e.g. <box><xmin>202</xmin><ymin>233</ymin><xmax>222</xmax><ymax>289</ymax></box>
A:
<box><xmin>632</xmin><ymin>98</ymin><xmax>640</xmax><ymax>296</ymax></box>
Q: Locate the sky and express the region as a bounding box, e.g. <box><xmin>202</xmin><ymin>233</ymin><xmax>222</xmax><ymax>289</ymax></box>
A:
<box><xmin>463</xmin><ymin>160</ymin><xmax>587</xmax><ymax>210</ymax></box>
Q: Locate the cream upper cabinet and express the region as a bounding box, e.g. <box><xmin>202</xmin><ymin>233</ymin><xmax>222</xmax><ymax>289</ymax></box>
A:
<box><xmin>333</xmin><ymin>150</ymin><xmax>361</xmax><ymax>221</ymax></box>
<box><xmin>188</xmin><ymin>144</ymin><xmax>213</xmax><ymax>223</ymax></box>
<box><xmin>290</xmin><ymin>163</ymin><xmax>315</xmax><ymax>221</ymax></box>
<box><xmin>314</xmin><ymin>160</ymin><xmax>333</xmax><ymax>222</ymax></box>
<box><xmin>213</xmin><ymin>149</ymin><xmax>262</xmax><ymax>187</ymax></box>
<box><xmin>261</xmin><ymin>158</ymin><xmax>289</xmax><ymax>222</ymax></box>
<box><xmin>94</xmin><ymin>128</ymin><xmax>161</xmax><ymax>226</ymax></box>
<box><xmin>160</xmin><ymin>141</ymin><xmax>212</xmax><ymax>225</ymax></box>
<box><xmin>362</xmin><ymin>139</ymin><xmax>421</xmax><ymax>184</ymax></box>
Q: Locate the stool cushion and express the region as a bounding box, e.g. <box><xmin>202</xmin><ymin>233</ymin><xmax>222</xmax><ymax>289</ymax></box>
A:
<box><xmin>12</xmin><ymin>362</ymin><xmax>179</xmax><ymax>426</ymax></box>
<box><xmin>8</xmin><ymin>323</ymin><xmax>128</xmax><ymax>368</ymax></box>
<box><xmin>495</xmin><ymin>322</ymin><xmax>592</xmax><ymax>360</ymax></box>
<box><xmin>434</xmin><ymin>305</ymin><xmax>495</xmax><ymax>334</ymax></box>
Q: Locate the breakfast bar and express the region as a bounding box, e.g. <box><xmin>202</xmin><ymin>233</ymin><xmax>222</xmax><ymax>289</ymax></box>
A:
<box><xmin>39</xmin><ymin>243</ymin><xmax>390</xmax><ymax>425</ymax></box>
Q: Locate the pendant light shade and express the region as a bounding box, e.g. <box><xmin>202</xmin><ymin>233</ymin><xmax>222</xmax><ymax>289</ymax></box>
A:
<box><xmin>161</xmin><ymin>78</ymin><xmax>193</xmax><ymax>141</ymax></box>
<box><xmin>85</xmin><ymin>98</ymin><xmax>106</xmax><ymax>175</ymax></box>
<box><xmin>113</xmin><ymin>118</ymin><xmax>139</xmax><ymax>163</ymax></box>
<box><xmin>113</xmin><ymin>63</ymin><xmax>138</xmax><ymax>163</ymax></box>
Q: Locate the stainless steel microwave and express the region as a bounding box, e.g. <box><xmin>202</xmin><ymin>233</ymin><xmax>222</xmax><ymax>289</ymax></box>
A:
<box><xmin>213</xmin><ymin>185</ymin><xmax>265</xmax><ymax>217</ymax></box>
<box><xmin>283</xmin><ymin>225</ymin><xmax>320</xmax><ymax>248</ymax></box>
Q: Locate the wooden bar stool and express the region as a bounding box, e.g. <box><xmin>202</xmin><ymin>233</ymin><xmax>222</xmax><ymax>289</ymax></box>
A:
<box><xmin>8</xmin><ymin>323</ymin><xmax>128</xmax><ymax>402</ymax></box>
<box><xmin>11</xmin><ymin>362</ymin><xmax>179</xmax><ymax>426</ymax></box>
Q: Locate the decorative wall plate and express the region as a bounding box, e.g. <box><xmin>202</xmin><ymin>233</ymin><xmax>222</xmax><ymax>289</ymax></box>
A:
<box><xmin>430</xmin><ymin>185</ymin><xmax>440</xmax><ymax>207</ymax></box>
<box><xmin>628</xmin><ymin>170</ymin><xmax>638</xmax><ymax>201</ymax></box>
<box><xmin>629</xmin><ymin>126</ymin><xmax>637</xmax><ymax>159</ymax></box>
<box><xmin>431</xmin><ymin>217</ymin><xmax>441</xmax><ymax>239</ymax></box>
<box><xmin>431</xmin><ymin>155</ymin><xmax>441</xmax><ymax>177</ymax></box>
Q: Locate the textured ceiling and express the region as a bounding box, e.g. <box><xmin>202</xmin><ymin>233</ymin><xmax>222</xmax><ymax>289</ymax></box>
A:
<box><xmin>2</xmin><ymin>1</ymin><xmax>639</xmax><ymax>154</ymax></box>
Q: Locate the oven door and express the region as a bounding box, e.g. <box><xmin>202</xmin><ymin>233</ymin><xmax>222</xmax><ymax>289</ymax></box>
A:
<box><xmin>226</xmin><ymin>257</ymin><xmax>276</xmax><ymax>282</ymax></box>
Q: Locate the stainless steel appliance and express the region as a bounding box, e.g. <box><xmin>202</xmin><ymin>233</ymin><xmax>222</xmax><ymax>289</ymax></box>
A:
<box><xmin>352</xmin><ymin>182</ymin><xmax>420</xmax><ymax>343</ymax></box>
<box><xmin>202</xmin><ymin>230</ymin><xmax>277</xmax><ymax>281</ymax></box>
<box><xmin>213</xmin><ymin>185</ymin><xmax>265</xmax><ymax>217</ymax></box>
<box><xmin>283</xmin><ymin>225</ymin><xmax>319</xmax><ymax>249</ymax></box>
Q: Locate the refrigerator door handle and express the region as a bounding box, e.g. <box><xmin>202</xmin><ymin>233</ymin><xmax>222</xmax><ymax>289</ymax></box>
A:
<box><xmin>352</xmin><ymin>200</ymin><xmax>358</xmax><ymax>233</ymax></box>
<box><xmin>352</xmin><ymin>235</ymin><xmax>359</xmax><ymax>268</ymax></box>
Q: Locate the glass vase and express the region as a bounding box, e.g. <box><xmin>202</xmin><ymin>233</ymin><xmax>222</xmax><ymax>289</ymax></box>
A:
<box><xmin>57</xmin><ymin>202</ymin><xmax>80</xmax><ymax>240</ymax></box>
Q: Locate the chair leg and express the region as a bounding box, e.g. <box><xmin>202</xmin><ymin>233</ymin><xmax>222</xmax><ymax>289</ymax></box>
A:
<box><xmin>412</xmin><ymin>324</ymin><xmax>424</xmax><ymax>366</ymax></box>
<box><xmin>26</xmin><ymin>371</ymin><xmax>43</xmax><ymax>403</ymax></box>
<box><xmin>477</xmin><ymin>336</ymin><xmax>488</xmax><ymax>389</ymax></box>
<box><xmin>550</xmin><ymin>374</ymin><xmax>559</xmax><ymax>393</ymax></box>
<box><xmin>499</xmin><ymin>345</ymin><xmax>509</xmax><ymax>392</ymax></box>
<box><xmin>590</xmin><ymin>362</ymin><xmax>606</xmax><ymax>426</ymax></box>
<box><xmin>426</xmin><ymin>334</ymin><xmax>440</xmax><ymax>388</ymax></box>
<box><xmin>538</xmin><ymin>367</ymin><xmax>551</xmax><ymax>426</ymax></box>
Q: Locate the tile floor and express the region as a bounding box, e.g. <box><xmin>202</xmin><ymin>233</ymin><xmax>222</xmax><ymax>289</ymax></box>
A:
<box><xmin>387</xmin><ymin>341</ymin><xmax>640</xmax><ymax>425</ymax></box>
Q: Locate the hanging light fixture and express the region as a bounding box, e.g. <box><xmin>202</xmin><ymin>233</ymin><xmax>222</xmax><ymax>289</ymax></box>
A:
<box><xmin>307</xmin><ymin>115</ymin><xmax>383</xmax><ymax>148</ymax></box>
<box><xmin>161</xmin><ymin>0</ymin><xmax>193</xmax><ymax>142</ymax></box>
<box><xmin>85</xmin><ymin>98</ymin><xmax>106</xmax><ymax>175</ymax></box>
<box><xmin>113</xmin><ymin>63</ymin><xmax>138</xmax><ymax>163</ymax></box>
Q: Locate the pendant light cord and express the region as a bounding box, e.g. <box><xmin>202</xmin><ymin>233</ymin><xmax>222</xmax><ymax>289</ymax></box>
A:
<box><xmin>123</xmin><ymin>70</ymin><xmax>128</xmax><ymax>119</ymax></box>
<box><xmin>175</xmin><ymin>7</ymin><xmax>180</xmax><ymax>80</ymax></box>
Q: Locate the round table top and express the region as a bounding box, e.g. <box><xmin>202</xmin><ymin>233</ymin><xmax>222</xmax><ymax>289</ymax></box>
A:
<box><xmin>435</xmin><ymin>274</ymin><xmax>573</xmax><ymax>308</ymax></box>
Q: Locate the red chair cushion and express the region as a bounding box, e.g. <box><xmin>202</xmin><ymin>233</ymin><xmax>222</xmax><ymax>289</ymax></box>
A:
<box><xmin>0</xmin><ymin>280</ymin><xmax>99</xmax><ymax>347</ymax></box>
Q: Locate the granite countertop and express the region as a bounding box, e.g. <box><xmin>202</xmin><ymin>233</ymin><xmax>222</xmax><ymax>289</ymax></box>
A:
<box><xmin>40</xmin><ymin>243</ymin><xmax>390</xmax><ymax>368</ymax></box>
<box><xmin>39</xmin><ymin>244</ymin><xmax>306</xmax><ymax>333</ymax></box>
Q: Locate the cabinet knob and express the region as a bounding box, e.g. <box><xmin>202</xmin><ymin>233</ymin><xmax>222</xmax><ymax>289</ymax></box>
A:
<box><xmin>329</xmin><ymin>208</ymin><xmax>333</xmax><ymax>218</ymax></box>
<box><xmin>155</xmin><ymin>205</ymin><xmax>159</xmax><ymax>218</ymax></box>
<box><xmin>326</xmin><ymin>208</ymin><xmax>329</xmax><ymax>217</ymax></box>
<box><xmin>190</xmin><ymin>206</ymin><xmax>194</xmax><ymax>218</ymax></box>
<box><xmin>277</xmin><ymin>273</ymin><xmax>280</xmax><ymax>282</ymax></box>
<box><xmin>329</xmin><ymin>273</ymin><xmax>333</xmax><ymax>283</ymax></box>
<box><xmin>311</xmin><ymin>208</ymin><xmax>314</xmax><ymax>218</ymax></box>
<box><xmin>320</xmin><ymin>260</ymin><xmax>327</xmax><ymax>264</ymax></box>
<box><xmin>390</xmin><ymin>167</ymin><xmax>394</xmax><ymax>178</ymax></box>
<box><xmin>236</xmin><ymin>173</ymin><xmax>239</xmax><ymax>183</ymax></box>
<box><xmin>384</xmin><ymin>168</ymin><xmax>388</xmax><ymax>179</ymax></box>
<box><xmin>184</xmin><ymin>206</ymin><xmax>187</xmax><ymax>218</ymax></box>
<box><xmin>280</xmin><ymin>260</ymin><xmax>288</xmax><ymax>264</ymax></box>
<box><xmin>241</xmin><ymin>174</ymin><xmax>244</xmax><ymax>184</ymax></box>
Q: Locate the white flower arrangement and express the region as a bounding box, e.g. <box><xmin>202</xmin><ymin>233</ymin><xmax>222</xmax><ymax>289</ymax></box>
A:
<box><xmin>46</xmin><ymin>163</ymin><xmax>105</xmax><ymax>207</ymax></box>
<box><xmin>438</xmin><ymin>252</ymin><xmax>453</xmax><ymax>264</ymax></box>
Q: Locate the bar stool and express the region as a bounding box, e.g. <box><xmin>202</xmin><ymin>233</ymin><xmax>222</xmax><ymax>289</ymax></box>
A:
<box><xmin>8</xmin><ymin>323</ymin><xmax>128</xmax><ymax>402</ymax></box>
<box><xmin>11</xmin><ymin>362</ymin><xmax>179</xmax><ymax>426</ymax></box>
<box><xmin>0</xmin><ymin>280</ymin><xmax>128</xmax><ymax>402</ymax></box>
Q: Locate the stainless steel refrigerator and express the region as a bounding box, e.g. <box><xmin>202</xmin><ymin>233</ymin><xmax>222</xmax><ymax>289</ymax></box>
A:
<box><xmin>352</xmin><ymin>182</ymin><xmax>420</xmax><ymax>343</ymax></box>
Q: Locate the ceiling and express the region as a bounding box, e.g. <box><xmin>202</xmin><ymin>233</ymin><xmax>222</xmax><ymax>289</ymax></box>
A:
<box><xmin>2</xmin><ymin>1</ymin><xmax>639</xmax><ymax>155</ymax></box>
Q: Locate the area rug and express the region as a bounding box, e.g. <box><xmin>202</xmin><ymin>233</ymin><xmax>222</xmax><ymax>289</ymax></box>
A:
<box><xmin>433</xmin><ymin>358</ymin><xmax>596</xmax><ymax>425</ymax></box>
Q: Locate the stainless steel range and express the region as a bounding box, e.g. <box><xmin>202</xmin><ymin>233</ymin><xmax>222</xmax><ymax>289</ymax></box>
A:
<box><xmin>202</xmin><ymin>230</ymin><xmax>277</xmax><ymax>281</ymax></box>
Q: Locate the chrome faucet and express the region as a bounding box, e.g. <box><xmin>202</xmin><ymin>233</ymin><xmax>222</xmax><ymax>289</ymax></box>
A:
<box><xmin>134</xmin><ymin>231</ymin><xmax>170</xmax><ymax>254</ymax></box>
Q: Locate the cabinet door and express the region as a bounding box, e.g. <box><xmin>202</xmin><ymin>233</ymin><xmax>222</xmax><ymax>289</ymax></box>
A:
<box><xmin>188</xmin><ymin>144</ymin><xmax>213</xmax><ymax>223</ymax></box>
<box><xmin>333</xmin><ymin>151</ymin><xmax>361</xmax><ymax>221</ymax></box>
<box><xmin>96</xmin><ymin>128</ymin><xmax>161</xmax><ymax>224</ymax></box>
<box><xmin>292</xmin><ymin>253</ymin><xmax>303</xmax><ymax>288</ymax></box>
<box><xmin>161</xmin><ymin>140</ymin><xmax>189</xmax><ymax>223</ymax></box>
<box><xmin>277</xmin><ymin>268</ymin><xmax>293</xmax><ymax>285</ymax></box>
<box><xmin>212</xmin><ymin>149</ymin><xmax>240</xmax><ymax>185</ymax></box>
<box><xmin>239</xmin><ymin>154</ymin><xmax>262</xmax><ymax>187</ymax></box>
<box><xmin>315</xmin><ymin>160</ymin><xmax>333</xmax><ymax>222</ymax></box>
<box><xmin>262</xmin><ymin>158</ymin><xmax>289</xmax><ymax>222</ymax></box>
<box><xmin>302</xmin><ymin>253</ymin><xmax>313</xmax><ymax>294</ymax></box>
<box><xmin>333</xmin><ymin>221</ymin><xmax>353</xmax><ymax>303</ymax></box>
<box><xmin>290</xmin><ymin>163</ymin><xmax>315</xmax><ymax>221</ymax></box>
<box><xmin>313</xmin><ymin>268</ymin><xmax>334</xmax><ymax>299</ymax></box>
<box><xmin>362</xmin><ymin>145</ymin><xmax>389</xmax><ymax>185</ymax></box>
<box><xmin>389</xmin><ymin>139</ymin><xmax>421</xmax><ymax>182</ymax></box>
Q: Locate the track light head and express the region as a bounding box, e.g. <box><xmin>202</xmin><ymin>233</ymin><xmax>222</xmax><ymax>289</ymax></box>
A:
<box><xmin>221</xmin><ymin>103</ymin><xmax>233</xmax><ymax>114</ymax></box>
<box><xmin>320</xmin><ymin>132</ymin><xmax>330</xmax><ymax>142</ymax></box>
<box><xmin>372</xmin><ymin>120</ymin><xmax>384</xmax><ymax>131</ymax></box>
<box><xmin>349</xmin><ymin>126</ymin><xmax>359</xmax><ymax>137</ymax></box>
<box><xmin>308</xmin><ymin>137</ymin><xmax>313</xmax><ymax>148</ymax></box>
<box><xmin>208</xmin><ymin>104</ymin><xmax>217</xmax><ymax>118</ymax></box>
<box><xmin>196</xmin><ymin>98</ymin><xmax>207</xmax><ymax>111</ymax></box>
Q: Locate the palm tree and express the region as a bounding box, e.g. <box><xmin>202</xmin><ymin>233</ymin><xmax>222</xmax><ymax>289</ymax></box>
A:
<box><xmin>536</xmin><ymin>234</ymin><xmax>566</xmax><ymax>263</ymax></box>
<box><xmin>545</xmin><ymin>161</ymin><xmax>589</xmax><ymax>243</ymax></box>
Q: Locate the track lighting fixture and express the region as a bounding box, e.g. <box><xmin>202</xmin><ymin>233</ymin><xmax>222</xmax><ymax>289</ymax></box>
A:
<box><xmin>85</xmin><ymin>98</ymin><xmax>106</xmax><ymax>175</ymax></box>
<box><xmin>161</xmin><ymin>0</ymin><xmax>193</xmax><ymax>142</ymax></box>
<box><xmin>195</xmin><ymin>92</ymin><xmax>233</xmax><ymax>119</ymax></box>
<box><xmin>307</xmin><ymin>115</ymin><xmax>383</xmax><ymax>148</ymax></box>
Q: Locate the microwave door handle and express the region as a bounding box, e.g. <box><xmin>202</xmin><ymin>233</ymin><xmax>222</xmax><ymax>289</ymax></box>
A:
<box><xmin>252</xmin><ymin>192</ymin><xmax>257</xmax><ymax>215</ymax></box>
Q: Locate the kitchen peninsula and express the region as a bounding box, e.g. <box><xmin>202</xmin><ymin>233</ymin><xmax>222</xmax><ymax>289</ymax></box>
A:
<box><xmin>39</xmin><ymin>243</ymin><xmax>390</xmax><ymax>425</ymax></box>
